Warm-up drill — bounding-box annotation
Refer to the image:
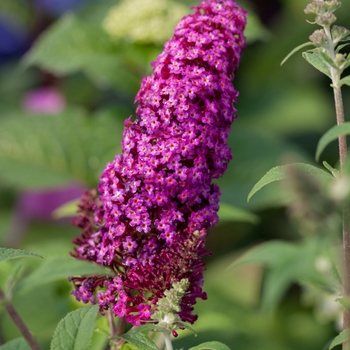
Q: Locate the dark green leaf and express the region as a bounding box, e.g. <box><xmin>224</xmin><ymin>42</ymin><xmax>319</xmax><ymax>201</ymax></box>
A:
<box><xmin>218</xmin><ymin>203</ymin><xmax>259</xmax><ymax>224</ymax></box>
<box><xmin>50</xmin><ymin>305</ymin><xmax>98</xmax><ymax>350</ymax></box>
<box><xmin>247</xmin><ymin>163</ymin><xmax>332</xmax><ymax>201</ymax></box>
<box><xmin>0</xmin><ymin>338</ymin><xmax>31</xmax><ymax>350</ymax></box>
<box><xmin>0</xmin><ymin>248</ymin><xmax>42</xmax><ymax>263</ymax></box>
<box><xmin>115</xmin><ymin>331</ymin><xmax>159</xmax><ymax>350</ymax></box>
<box><xmin>302</xmin><ymin>51</ymin><xmax>331</xmax><ymax>78</ymax></box>
<box><xmin>189</xmin><ymin>342</ymin><xmax>231</xmax><ymax>350</ymax></box>
<box><xmin>280</xmin><ymin>42</ymin><xmax>314</xmax><ymax>66</ymax></box>
<box><xmin>15</xmin><ymin>256</ymin><xmax>109</xmax><ymax>294</ymax></box>
<box><xmin>329</xmin><ymin>330</ymin><xmax>349</xmax><ymax>349</ymax></box>
<box><xmin>316</xmin><ymin>122</ymin><xmax>350</xmax><ymax>161</ymax></box>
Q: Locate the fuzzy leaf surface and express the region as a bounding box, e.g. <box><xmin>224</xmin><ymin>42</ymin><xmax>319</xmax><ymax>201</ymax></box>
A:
<box><xmin>302</xmin><ymin>51</ymin><xmax>331</xmax><ymax>78</ymax></box>
<box><xmin>116</xmin><ymin>331</ymin><xmax>159</xmax><ymax>350</ymax></box>
<box><xmin>50</xmin><ymin>305</ymin><xmax>98</xmax><ymax>350</ymax></box>
<box><xmin>0</xmin><ymin>248</ymin><xmax>42</xmax><ymax>263</ymax></box>
<box><xmin>247</xmin><ymin>163</ymin><xmax>332</xmax><ymax>201</ymax></box>
<box><xmin>329</xmin><ymin>330</ymin><xmax>348</xmax><ymax>349</ymax></box>
<box><xmin>316</xmin><ymin>122</ymin><xmax>350</xmax><ymax>161</ymax></box>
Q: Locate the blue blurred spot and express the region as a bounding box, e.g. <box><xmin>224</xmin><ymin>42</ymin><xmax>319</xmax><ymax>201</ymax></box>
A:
<box><xmin>34</xmin><ymin>0</ymin><xmax>94</xmax><ymax>16</ymax></box>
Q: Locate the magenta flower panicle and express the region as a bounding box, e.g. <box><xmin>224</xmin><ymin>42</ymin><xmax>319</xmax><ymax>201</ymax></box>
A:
<box><xmin>70</xmin><ymin>0</ymin><xmax>247</xmax><ymax>329</ymax></box>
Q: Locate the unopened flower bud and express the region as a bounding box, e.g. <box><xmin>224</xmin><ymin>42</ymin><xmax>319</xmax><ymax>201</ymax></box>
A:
<box><xmin>316</xmin><ymin>12</ymin><xmax>337</xmax><ymax>26</ymax></box>
<box><xmin>335</xmin><ymin>53</ymin><xmax>347</xmax><ymax>68</ymax></box>
<box><xmin>332</xmin><ymin>25</ymin><xmax>350</xmax><ymax>45</ymax></box>
<box><xmin>304</xmin><ymin>1</ymin><xmax>327</xmax><ymax>15</ymax></box>
<box><xmin>309</xmin><ymin>29</ymin><xmax>327</xmax><ymax>46</ymax></box>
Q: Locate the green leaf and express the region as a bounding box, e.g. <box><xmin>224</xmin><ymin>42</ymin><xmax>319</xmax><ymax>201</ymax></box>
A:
<box><xmin>316</xmin><ymin>122</ymin><xmax>350</xmax><ymax>161</ymax></box>
<box><xmin>50</xmin><ymin>305</ymin><xmax>98</xmax><ymax>350</ymax></box>
<box><xmin>231</xmin><ymin>241</ymin><xmax>299</xmax><ymax>269</ymax></box>
<box><xmin>23</xmin><ymin>14</ymin><xmax>114</xmax><ymax>74</ymax></box>
<box><xmin>218</xmin><ymin>203</ymin><xmax>259</xmax><ymax>224</ymax></box>
<box><xmin>0</xmin><ymin>110</ymin><xmax>123</xmax><ymax>189</ymax></box>
<box><xmin>15</xmin><ymin>256</ymin><xmax>109</xmax><ymax>294</ymax></box>
<box><xmin>302</xmin><ymin>51</ymin><xmax>331</xmax><ymax>78</ymax></box>
<box><xmin>115</xmin><ymin>331</ymin><xmax>159</xmax><ymax>350</ymax></box>
<box><xmin>52</xmin><ymin>199</ymin><xmax>79</xmax><ymax>219</ymax></box>
<box><xmin>339</xmin><ymin>75</ymin><xmax>350</xmax><ymax>87</ymax></box>
<box><xmin>323</xmin><ymin>161</ymin><xmax>339</xmax><ymax>177</ymax></box>
<box><xmin>0</xmin><ymin>338</ymin><xmax>31</xmax><ymax>350</ymax></box>
<box><xmin>189</xmin><ymin>341</ymin><xmax>231</xmax><ymax>350</ymax></box>
<box><xmin>231</xmin><ymin>239</ymin><xmax>328</xmax><ymax>312</ymax></box>
<box><xmin>280</xmin><ymin>42</ymin><xmax>314</xmax><ymax>66</ymax></box>
<box><xmin>22</xmin><ymin>14</ymin><xmax>140</xmax><ymax>93</ymax></box>
<box><xmin>0</xmin><ymin>248</ymin><xmax>42</xmax><ymax>263</ymax></box>
<box><xmin>329</xmin><ymin>330</ymin><xmax>349</xmax><ymax>349</ymax></box>
<box><xmin>247</xmin><ymin>163</ymin><xmax>332</xmax><ymax>201</ymax></box>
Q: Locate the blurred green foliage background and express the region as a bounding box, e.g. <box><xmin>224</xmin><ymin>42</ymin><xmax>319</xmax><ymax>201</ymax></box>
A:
<box><xmin>0</xmin><ymin>0</ymin><xmax>349</xmax><ymax>349</ymax></box>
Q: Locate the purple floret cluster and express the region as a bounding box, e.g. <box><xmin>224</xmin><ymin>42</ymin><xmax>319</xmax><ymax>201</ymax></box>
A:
<box><xmin>70</xmin><ymin>0</ymin><xmax>246</xmax><ymax>327</ymax></box>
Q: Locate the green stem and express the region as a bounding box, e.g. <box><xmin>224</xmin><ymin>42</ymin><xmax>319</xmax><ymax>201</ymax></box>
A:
<box><xmin>163</xmin><ymin>332</ymin><xmax>173</xmax><ymax>350</ymax></box>
<box><xmin>325</xmin><ymin>22</ymin><xmax>350</xmax><ymax>347</ymax></box>
<box><xmin>0</xmin><ymin>288</ymin><xmax>42</xmax><ymax>350</ymax></box>
<box><xmin>332</xmin><ymin>80</ymin><xmax>349</xmax><ymax>350</ymax></box>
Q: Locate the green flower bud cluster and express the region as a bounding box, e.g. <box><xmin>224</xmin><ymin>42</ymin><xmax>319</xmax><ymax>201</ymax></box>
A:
<box><xmin>302</xmin><ymin>0</ymin><xmax>350</xmax><ymax>86</ymax></box>
<box><xmin>304</xmin><ymin>0</ymin><xmax>341</xmax><ymax>17</ymax></box>
<box><xmin>152</xmin><ymin>279</ymin><xmax>190</xmax><ymax>332</ymax></box>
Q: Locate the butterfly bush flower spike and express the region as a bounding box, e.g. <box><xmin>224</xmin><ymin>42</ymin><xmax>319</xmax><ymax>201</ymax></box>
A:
<box><xmin>70</xmin><ymin>0</ymin><xmax>247</xmax><ymax>332</ymax></box>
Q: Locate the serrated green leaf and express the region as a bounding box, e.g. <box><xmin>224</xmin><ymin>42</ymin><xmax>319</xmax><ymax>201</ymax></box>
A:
<box><xmin>247</xmin><ymin>163</ymin><xmax>332</xmax><ymax>202</ymax></box>
<box><xmin>280</xmin><ymin>42</ymin><xmax>314</xmax><ymax>66</ymax></box>
<box><xmin>316</xmin><ymin>122</ymin><xmax>350</xmax><ymax>161</ymax></box>
<box><xmin>329</xmin><ymin>330</ymin><xmax>349</xmax><ymax>349</ymax></box>
<box><xmin>22</xmin><ymin>14</ymin><xmax>140</xmax><ymax>93</ymax></box>
<box><xmin>23</xmin><ymin>14</ymin><xmax>114</xmax><ymax>74</ymax></box>
<box><xmin>218</xmin><ymin>203</ymin><xmax>259</xmax><ymax>224</ymax></box>
<box><xmin>52</xmin><ymin>199</ymin><xmax>79</xmax><ymax>219</ymax></box>
<box><xmin>115</xmin><ymin>331</ymin><xmax>159</xmax><ymax>350</ymax></box>
<box><xmin>0</xmin><ymin>248</ymin><xmax>42</xmax><ymax>263</ymax></box>
<box><xmin>0</xmin><ymin>110</ymin><xmax>123</xmax><ymax>189</ymax></box>
<box><xmin>339</xmin><ymin>75</ymin><xmax>350</xmax><ymax>87</ymax></box>
<box><xmin>189</xmin><ymin>341</ymin><xmax>231</xmax><ymax>350</ymax></box>
<box><xmin>15</xmin><ymin>256</ymin><xmax>109</xmax><ymax>294</ymax></box>
<box><xmin>50</xmin><ymin>305</ymin><xmax>98</xmax><ymax>350</ymax></box>
<box><xmin>302</xmin><ymin>51</ymin><xmax>331</xmax><ymax>78</ymax></box>
<box><xmin>0</xmin><ymin>337</ymin><xmax>31</xmax><ymax>350</ymax></box>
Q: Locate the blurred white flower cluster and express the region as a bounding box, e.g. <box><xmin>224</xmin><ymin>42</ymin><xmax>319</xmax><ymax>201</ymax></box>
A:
<box><xmin>103</xmin><ymin>0</ymin><xmax>188</xmax><ymax>44</ymax></box>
